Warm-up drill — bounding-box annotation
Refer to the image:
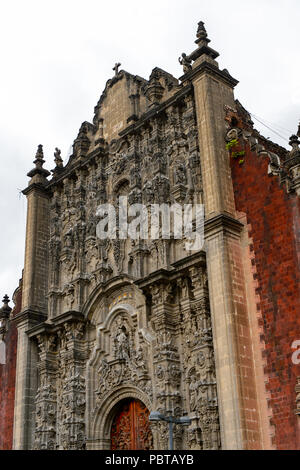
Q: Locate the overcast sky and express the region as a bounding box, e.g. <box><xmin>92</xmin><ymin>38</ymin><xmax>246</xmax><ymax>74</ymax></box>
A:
<box><xmin>0</xmin><ymin>0</ymin><xmax>299</xmax><ymax>303</ymax></box>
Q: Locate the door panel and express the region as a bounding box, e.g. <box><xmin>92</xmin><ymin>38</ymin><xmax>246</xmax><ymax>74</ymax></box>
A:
<box><xmin>111</xmin><ymin>399</ymin><xmax>153</xmax><ymax>450</ymax></box>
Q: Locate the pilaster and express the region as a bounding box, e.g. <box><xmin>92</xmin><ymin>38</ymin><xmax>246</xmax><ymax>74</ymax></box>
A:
<box><xmin>182</xmin><ymin>22</ymin><xmax>265</xmax><ymax>449</ymax></box>
<box><xmin>13</xmin><ymin>145</ymin><xmax>51</xmax><ymax>449</ymax></box>
<box><xmin>12</xmin><ymin>310</ymin><xmax>45</xmax><ymax>449</ymax></box>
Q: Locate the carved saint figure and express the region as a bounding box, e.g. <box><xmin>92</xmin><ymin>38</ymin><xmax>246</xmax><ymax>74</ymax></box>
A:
<box><xmin>189</xmin><ymin>374</ymin><xmax>198</xmax><ymax>412</ymax></box>
<box><xmin>174</xmin><ymin>164</ymin><xmax>187</xmax><ymax>185</ymax></box>
<box><xmin>114</xmin><ymin>325</ymin><xmax>130</xmax><ymax>360</ymax></box>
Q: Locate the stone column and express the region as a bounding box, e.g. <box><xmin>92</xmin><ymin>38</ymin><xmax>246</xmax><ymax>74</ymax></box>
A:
<box><xmin>13</xmin><ymin>312</ymin><xmax>42</xmax><ymax>449</ymax></box>
<box><xmin>13</xmin><ymin>145</ymin><xmax>50</xmax><ymax>449</ymax></box>
<box><xmin>34</xmin><ymin>333</ymin><xmax>58</xmax><ymax>450</ymax></box>
<box><xmin>183</xmin><ymin>22</ymin><xmax>264</xmax><ymax>449</ymax></box>
<box><xmin>137</xmin><ymin>273</ymin><xmax>181</xmax><ymax>450</ymax></box>
<box><xmin>56</xmin><ymin>320</ymin><xmax>86</xmax><ymax>450</ymax></box>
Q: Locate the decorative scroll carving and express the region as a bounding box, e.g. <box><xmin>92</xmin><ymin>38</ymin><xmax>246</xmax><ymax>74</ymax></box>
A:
<box><xmin>33</xmin><ymin>320</ymin><xmax>87</xmax><ymax>450</ymax></box>
<box><xmin>34</xmin><ymin>334</ymin><xmax>58</xmax><ymax>450</ymax></box>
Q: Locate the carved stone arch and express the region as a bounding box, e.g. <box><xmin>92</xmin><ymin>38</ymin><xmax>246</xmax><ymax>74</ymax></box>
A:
<box><xmin>103</xmin><ymin>302</ymin><xmax>136</xmax><ymax>331</ymax></box>
<box><xmin>82</xmin><ymin>275</ymin><xmax>136</xmax><ymax>323</ymax></box>
<box><xmin>85</xmin><ymin>280</ymin><xmax>140</xmax><ymax>367</ymax></box>
<box><xmin>84</xmin><ymin>278</ymin><xmax>152</xmax><ymax>448</ymax></box>
<box><xmin>88</xmin><ymin>385</ymin><xmax>153</xmax><ymax>450</ymax></box>
<box><xmin>113</xmin><ymin>178</ymin><xmax>130</xmax><ymax>196</ymax></box>
<box><xmin>84</xmin><ymin>277</ymin><xmax>145</xmax><ymax>369</ymax></box>
<box><xmin>86</xmin><ymin>302</ymin><xmax>136</xmax><ymax>371</ymax></box>
<box><xmin>101</xmin><ymin>304</ymin><xmax>136</xmax><ymax>360</ymax></box>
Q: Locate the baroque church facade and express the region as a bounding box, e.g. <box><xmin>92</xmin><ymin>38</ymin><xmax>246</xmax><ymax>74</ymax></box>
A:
<box><xmin>0</xmin><ymin>21</ymin><xmax>300</xmax><ymax>450</ymax></box>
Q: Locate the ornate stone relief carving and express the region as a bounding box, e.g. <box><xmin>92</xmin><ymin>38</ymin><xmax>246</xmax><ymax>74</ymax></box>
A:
<box><xmin>33</xmin><ymin>74</ymin><xmax>222</xmax><ymax>450</ymax></box>
<box><xmin>94</xmin><ymin>311</ymin><xmax>152</xmax><ymax>411</ymax></box>
<box><xmin>33</xmin><ymin>320</ymin><xmax>87</xmax><ymax>450</ymax></box>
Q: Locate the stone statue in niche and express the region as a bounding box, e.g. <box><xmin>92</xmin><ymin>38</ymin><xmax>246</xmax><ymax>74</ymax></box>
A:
<box><xmin>114</xmin><ymin>325</ymin><xmax>130</xmax><ymax>360</ymax></box>
<box><xmin>189</xmin><ymin>374</ymin><xmax>198</xmax><ymax>412</ymax></box>
<box><xmin>64</xmin><ymin>228</ymin><xmax>73</xmax><ymax>249</ymax></box>
<box><xmin>174</xmin><ymin>164</ymin><xmax>187</xmax><ymax>185</ymax></box>
<box><xmin>133</xmin><ymin>345</ymin><xmax>147</xmax><ymax>373</ymax></box>
<box><xmin>143</xmin><ymin>181</ymin><xmax>154</xmax><ymax>204</ymax></box>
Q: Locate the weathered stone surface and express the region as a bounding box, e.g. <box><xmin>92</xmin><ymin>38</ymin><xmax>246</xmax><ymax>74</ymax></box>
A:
<box><xmin>1</xmin><ymin>20</ymin><xmax>299</xmax><ymax>451</ymax></box>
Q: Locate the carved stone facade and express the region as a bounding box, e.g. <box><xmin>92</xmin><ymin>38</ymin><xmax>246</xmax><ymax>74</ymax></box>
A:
<box><xmin>5</xmin><ymin>20</ymin><xmax>300</xmax><ymax>450</ymax></box>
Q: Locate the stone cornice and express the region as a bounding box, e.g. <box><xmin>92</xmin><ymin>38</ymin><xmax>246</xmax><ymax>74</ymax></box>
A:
<box><xmin>135</xmin><ymin>269</ymin><xmax>172</xmax><ymax>289</ymax></box>
<box><xmin>47</xmin><ymin>147</ymin><xmax>106</xmax><ymax>189</ymax></box>
<box><xmin>22</xmin><ymin>183</ymin><xmax>52</xmax><ymax>197</ymax></box>
<box><xmin>180</xmin><ymin>61</ymin><xmax>238</xmax><ymax>88</ymax></box>
<box><xmin>171</xmin><ymin>251</ymin><xmax>206</xmax><ymax>270</ymax></box>
<box><xmin>26</xmin><ymin>310</ymin><xmax>85</xmax><ymax>338</ymax></box>
<box><xmin>12</xmin><ymin>308</ymin><xmax>47</xmax><ymax>327</ymax></box>
<box><xmin>204</xmin><ymin>213</ymin><xmax>244</xmax><ymax>238</ymax></box>
<box><xmin>135</xmin><ymin>251</ymin><xmax>206</xmax><ymax>290</ymax></box>
<box><xmin>26</xmin><ymin>322</ymin><xmax>53</xmax><ymax>338</ymax></box>
<box><xmin>188</xmin><ymin>44</ymin><xmax>219</xmax><ymax>62</ymax></box>
<box><xmin>51</xmin><ymin>310</ymin><xmax>84</xmax><ymax>326</ymax></box>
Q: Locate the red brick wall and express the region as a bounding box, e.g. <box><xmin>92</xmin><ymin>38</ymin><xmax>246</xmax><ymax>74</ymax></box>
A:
<box><xmin>0</xmin><ymin>283</ymin><xmax>21</xmax><ymax>450</ymax></box>
<box><xmin>230</xmin><ymin>139</ymin><xmax>300</xmax><ymax>449</ymax></box>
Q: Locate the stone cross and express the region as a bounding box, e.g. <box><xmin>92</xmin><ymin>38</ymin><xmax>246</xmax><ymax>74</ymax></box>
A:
<box><xmin>113</xmin><ymin>62</ymin><xmax>121</xmax><ymax>76</ymax></box>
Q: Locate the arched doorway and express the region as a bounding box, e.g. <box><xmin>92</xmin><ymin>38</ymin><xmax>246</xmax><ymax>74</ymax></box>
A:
<box><xmin>111</xmin><ymin>399</ymin><xmax>153</xmax><ymax>450</ymax></box>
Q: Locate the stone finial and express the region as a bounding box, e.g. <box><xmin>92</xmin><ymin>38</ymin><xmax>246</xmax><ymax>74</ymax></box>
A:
<box><xmin>145</xmin><ymin>69</ymin><xmax>165</xmax><ymax>107</ymax></box>
<box><xmin>0</xmin><ymin>294</ymin><xmax>12</xmax><ymax>320</ymax></box>
<box><xmin>297</xmin><ymin>121</ymin><xmax>300</xmax><ymax>138</ymax></box>
<box><xmin>185</xmin><ymin>20</ymin><xmax>219</xmax><ymax>65</ymax></box>
<box><xmin>195</xmin><ymin>21</ymin><xmax>209</xmax><ymax>44</ymax></box>
<box><xmin>289</xmin><ymin>134</ymin><xmax>300</xmax><ymax>152</ymax></box>
<box><xmin>27</xmin><ymin>144</ymin><xmax>51</xmax><ymax>181</ymax></box>
<box><xmin>35</xmin><ymin>144</ymin><xmax>44</xmax><ymax>161</ymax></box>
<box><xmin>73</xmin><ymin>122</ymin><xmax>91</xmax><ymax>159</ymax></box>
<box><xmin>281</xmin><ymin>131</ymin><xmax>300</xmax><ymax>195</ymax></box>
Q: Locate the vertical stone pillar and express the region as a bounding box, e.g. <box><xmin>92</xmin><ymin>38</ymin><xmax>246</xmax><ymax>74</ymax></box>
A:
<box><xmin>56</xmin><ymin>319</ymin><xmax>86</xmax><ymax>450</ymax></box>
<box><xmin>137</xmin><ymin>274</ymin><xmax>181</xmax><ymax>450</ymax></box>
<box><xmin>13</xmin><ymin>313</ymin><xmax>41</xmax><ymax>449</ymax></box>
<box><xmin>34</xmin><ymin>333</ymin><xmax>58</xmax><ymax>450</ymax></box>
<box><xmin>13</xmin><ymin>145</ymin><xmax>50</xmax><ymax>449</ymax></box>
<box><xmin>182</xmin><ymin>22</ymin><xmax>264</xmax><ymax>449</ymax></box>
<box><xmin>21</xmin><ymin>186</ymin><xmax>51</xmax><ymax>313</ymax></box>
<box><xmin>192</xmin><ymin>63</ymin><xmax>245</xmax><ymax>447</ymax></box>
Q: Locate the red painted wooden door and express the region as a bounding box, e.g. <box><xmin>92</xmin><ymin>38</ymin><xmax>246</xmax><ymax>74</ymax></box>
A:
<box><xmin>111</xmin><ymin>399</ymin><xmax>153</xmax><ymax>450</ymax></box>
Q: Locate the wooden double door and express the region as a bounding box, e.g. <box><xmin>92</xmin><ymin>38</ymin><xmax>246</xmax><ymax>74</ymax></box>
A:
<box><xmin>111</xmin><ymin>399</ymin><xmax>153</xmax><ymax>450</ymax></box>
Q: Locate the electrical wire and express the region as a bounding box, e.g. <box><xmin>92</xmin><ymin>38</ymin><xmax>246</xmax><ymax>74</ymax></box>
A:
<box><xmin>250</xmin><ymin>113</ymin><xmax>294</xmax><ymax>136</ymax></box>
<box><xmin>249</xmin><ymin>113</ymin><xmax>289</xmax><ymax>142</ymax></box>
